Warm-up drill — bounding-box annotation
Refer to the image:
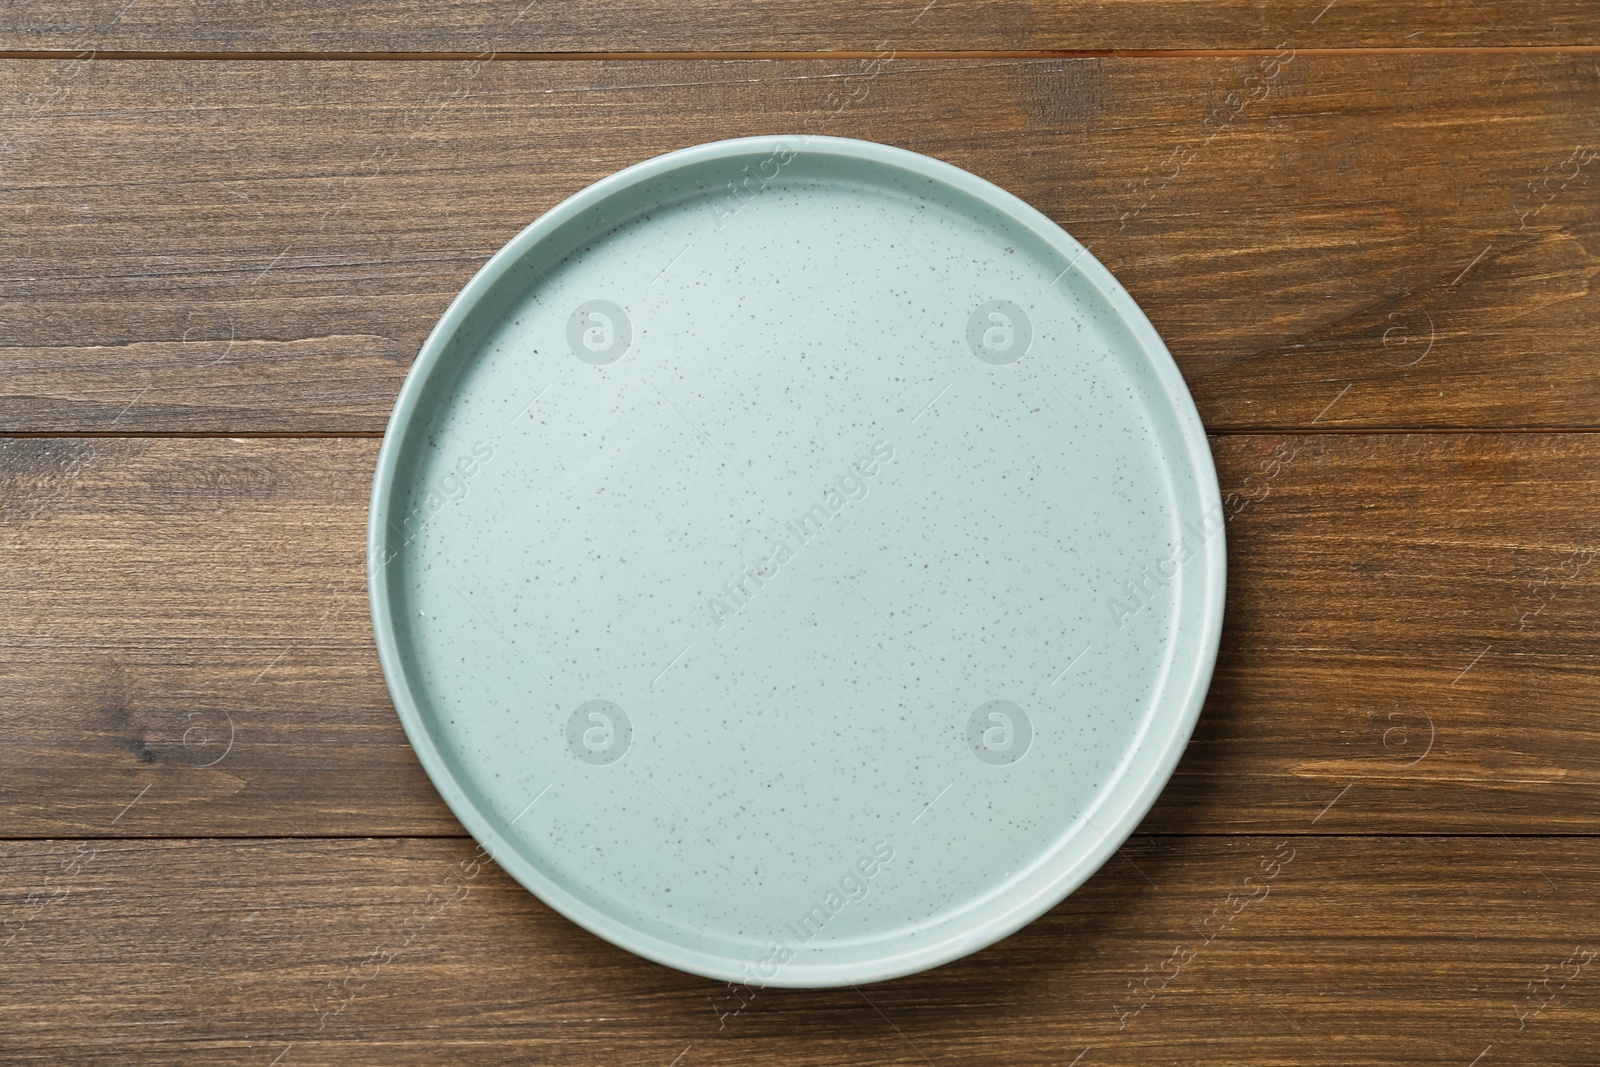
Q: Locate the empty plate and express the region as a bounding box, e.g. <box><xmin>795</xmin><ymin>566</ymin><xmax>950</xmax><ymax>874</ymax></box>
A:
<box><xmin>367</xmin><ymin>135</ymin><xmax>1225</xmax><ymax>987</ymax></box>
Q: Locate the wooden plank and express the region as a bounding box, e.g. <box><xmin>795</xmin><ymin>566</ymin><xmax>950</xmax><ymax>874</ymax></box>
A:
<box><xmin>1</xmin><ymin>834</ymin><xmax>1596</xmax><ymax>1064</ymax></box>
<box><xmin>3</xmin><ymin>433</ymin><xmax>1599</xmax><ymax>837</ymax></box>
<box><xmin>0</xmin><ymin>436</ymin><xmax>459</xmax><ymax>837</ymax></box>
<box><xmin>1</xmin><ymin>54</ymin><xmax>1597</xmax><ymax>432</ymax></box>
<box><xmin>2</xmin><ymin>0</ymin><xmax>1598</xmax><ymax>53</ymax></box>
<box><xmin>1152</xmin><ymin>430</ymin><xmax>1600</xmax><ymax>832</ymax></box>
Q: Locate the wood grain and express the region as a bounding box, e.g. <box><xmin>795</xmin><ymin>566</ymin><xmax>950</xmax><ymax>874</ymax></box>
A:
<box><xmin>3</xmin><ymin>433</ymin><xmax>1598</xmax><ymax>838</ymax></box>
<box><xmin>2</xmin><ymin>834</ymin><xmax>1597</xmax><ymax>1065</ymax></box>
<box><xmin>1</xmin><ymin>0</ymin><xmax>1598</xmax><ymax>53</ymax></box>
<box><xmin>3</xmin><ymin>17</ymin><xmax>1596</xmax><ymax>1061</ymax></box>
<box><xmin>1</xmin><ymin>54</ymin><xmax>1597</xmax><ymax>432</ymax></box>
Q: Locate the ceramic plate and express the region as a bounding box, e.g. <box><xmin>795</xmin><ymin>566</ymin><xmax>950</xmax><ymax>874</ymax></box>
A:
<box><xmin>368</xmin><ymin>135</ymin><xmax>1225</xmax><ymax>988</ymax></box>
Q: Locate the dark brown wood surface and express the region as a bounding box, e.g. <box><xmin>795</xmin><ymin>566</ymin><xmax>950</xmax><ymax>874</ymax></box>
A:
<box><xmin>2</xmin><ymin>0</ymin><xmax>1599</xmax><ymax>52</ymax></box>
<box><xmin>3</xmin><ymin>836</ymin><xmax>1599</xmax><ymax>1066</ymax></box>
<box><xmin>3</xmin><ymin>6</ymin><xmax>1599</xmax><ymax>1064</ymax></box>
<box><xmin>2</xmin><ymin>55</ymin><xmax>1598</xmax><ymax>432</ymax></box>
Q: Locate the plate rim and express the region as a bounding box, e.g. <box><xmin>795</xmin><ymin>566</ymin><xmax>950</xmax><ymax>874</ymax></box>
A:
<box><xmin>367</xmin><ymin>133</ymin><xmax>1227</xmax><ymax>987</ymax></box>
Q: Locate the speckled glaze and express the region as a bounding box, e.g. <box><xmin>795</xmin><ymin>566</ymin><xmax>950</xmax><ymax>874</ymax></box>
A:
<box><xmin>367</xmin><ymin>135</ymin><xmax>1225</xmax><ymax>988</ymax></box>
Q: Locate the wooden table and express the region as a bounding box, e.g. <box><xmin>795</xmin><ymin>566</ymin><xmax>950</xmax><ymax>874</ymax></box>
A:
<box><xmin>3</xmin><ymin>2</ymin><xmax>1598</xmax><ymax>1063</ymax></box>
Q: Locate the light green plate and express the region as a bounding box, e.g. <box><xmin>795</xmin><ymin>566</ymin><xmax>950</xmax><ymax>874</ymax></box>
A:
<box><xmin>368</xmin><ymin>135</ymin><xmax>1225</xmax><ymax>987</ymax></box>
